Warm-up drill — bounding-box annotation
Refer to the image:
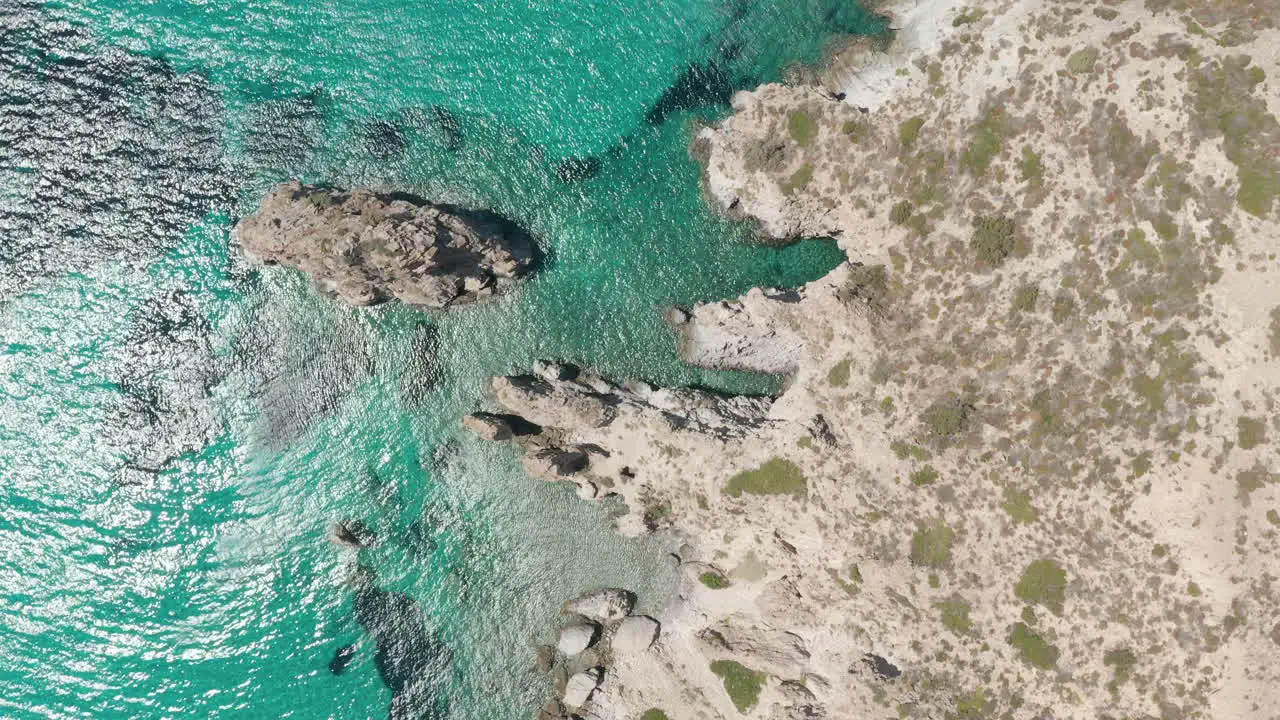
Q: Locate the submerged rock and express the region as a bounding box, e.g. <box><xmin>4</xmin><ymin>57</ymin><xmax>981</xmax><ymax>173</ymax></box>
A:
<box><xmin>236</xmin><ymin>181</ymin><xmax>536</xmax><ymax>309</ymax></box>
<box><xmin>330</xmin><ymin>519</ymin><xmax>377</xmax><ymax>550</ymax></box>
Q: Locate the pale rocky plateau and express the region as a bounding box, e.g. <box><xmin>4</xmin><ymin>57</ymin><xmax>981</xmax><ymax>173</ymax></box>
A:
<box><xmin>469</xmin><ymin>0</ymin><xmax>1280</xmax><ymax>718</ymax></box>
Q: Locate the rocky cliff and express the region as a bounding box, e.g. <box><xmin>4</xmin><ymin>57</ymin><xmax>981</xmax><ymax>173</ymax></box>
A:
<box><xmin>236</xmin><ymin>181</ymin><xmax>536</xmax><ymax>308</ymax></box>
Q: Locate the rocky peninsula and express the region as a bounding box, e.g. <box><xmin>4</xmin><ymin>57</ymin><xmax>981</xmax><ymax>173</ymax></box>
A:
<box><xmin>235</xmin><ymin>180</ymin><xmax>535</xmax><ymax>308</ymax></box>
<box><xmin>469</xmin><ymin>0</ymin><xmax>1280</xmax><ymax>717</ymax></box>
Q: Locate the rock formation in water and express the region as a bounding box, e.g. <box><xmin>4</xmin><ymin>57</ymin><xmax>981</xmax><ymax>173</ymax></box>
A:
<box><xmin>235</xmin><ymin>181</ymin><xmax>536</xmax><ymax>309</ymax></box>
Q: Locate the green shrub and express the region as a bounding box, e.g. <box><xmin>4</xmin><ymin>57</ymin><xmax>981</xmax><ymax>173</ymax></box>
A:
<box><xmin>1007</xmin><ymin>622</ymin><xmax>1058</xmax><ymax>669</ymax></box>
<box><xmin>710</xmin><ymin>660</ymin><xmax>766</xmax><ymax>712</ymax></box>
<box><xmin>724</xmin><ymin>458</ymin><xmax>807</xmax><ymax>498</ymax></box>
<box><xmin>910</xmin><ymin>519</ymin><xmax>955</xmax><ymax>568</ymax></box>
<box><xmin>641</xmin><ymin>711</ymin><xmax>670</xmax><ymax>720</ymax></box>
<box><xmin>889</xmin><ymin>200</ymin><xmax>915</xmax><ymax>225</ymax></box>
<box><xmin>970</xmin><ymin>215</ymin><xmax>1016</xmax><ymax>265</ymax></box>
<box><xmin>787</xmin><ymin>110</ymin><xmax>819</xmax><ymax>146</ymax></box>
<box><xmin>1018</xmin><ymin>145</ymin><xmax>1043</xmax><ymax>183</ymax></box>
<box><xmin>699</xmin><ymin>572</ymin><xmax>730</xmax><ymax>589</ymax></box>
<box><xmin>891</xmin><ymin>441</ymin><xmax>930</xmax><ymax>460</ymax></box>
<box><xmin>828</xmin><ymin>357</ymin><xmax>853</xmax><ymax>387</ymax></box>
<box><xmin>911</xmin><ymin>465</ymin><xmax>940</xmax><ymax>486</ymax></box>
<box><xmin>1066</xmin><ymin>47</ymin><xmax>1099</xmax><ymax>74</ymax></box>
<box><xmin>1012</xmin><ymin>284</ymin><xmax>1039</xmax><ymax>312</ymax></box>
<box><xmin>899</xmin><ymin>117</ymin><xmax>925</xmax><ymax>148</ymax></box>
<box><xmin>842</xmin><ymin>119</ymin><xmax>870</xmax><ymax>142</ymax></box>
<box><xmin>922</xmin><ymin>395</ymin><xmax>975</xmax><ymax>438</ymax></box>
<box><xmin>1014</xmin><ymin>559</ymin><xmax>1067</xmax><ymax>615</ymax></box>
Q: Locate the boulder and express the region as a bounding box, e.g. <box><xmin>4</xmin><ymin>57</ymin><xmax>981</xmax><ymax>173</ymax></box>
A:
<box><xmin>235</xmin><ymin>181</ymin><xmax>535</xmax><ymax>309</ymax></box>
<box><xmin>562</xmin><ymin>588</ymin><xmax>635</xmax><ymax>623</ymax></box>
<box><xmin>522</xmin><ymin>447</ymin><xmax>589</xmax><ymax>481</ymax></box>
<box><xmin>490</xmin><ymin>374</ymin><xmax>616</xmax><ymax>429</ymax></box>
<box><xmin>462</xmin><ymin>412</ymin><xmax>513</xmax><ymax>441</ymax></box>
<box><xmin>556</xmin><ymin>622</ymin><xmax>600</xmax><ymax>656</ymax></box>
<box><xmin>562</xmin><ymin>667</ymin><xmax>603</xmax><ymax>710</ymax></box>
<box><xmin>612</xmin><ymin>615</ymin><xmax>660</xmax><ymax>654</ymax></box>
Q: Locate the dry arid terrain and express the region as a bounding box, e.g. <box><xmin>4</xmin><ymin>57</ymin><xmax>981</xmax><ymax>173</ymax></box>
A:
<box><xmin>474</xmin><ymin>0</ymin><xmax>1280</xmax><ymax>717</ymax></box>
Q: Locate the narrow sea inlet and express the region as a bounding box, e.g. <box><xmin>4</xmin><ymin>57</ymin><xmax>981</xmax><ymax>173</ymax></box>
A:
<box><xmin>0</xmin><ymin>1</ymin><xmax>882</xmax><ymax>717</ymax></box>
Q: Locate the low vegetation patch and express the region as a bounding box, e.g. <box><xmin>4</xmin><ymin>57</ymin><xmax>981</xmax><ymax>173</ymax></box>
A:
<box><xmin>710</xmin><ymin>660</ymin><xmax>766</xmax><ymax>713</ymax></box>
<box><xmin>970</xmin><ymin>214</ymin><xmax>1017</xmax><ymax>265</ymax></box>
<box><xmin>787</xmin><ymin>110</ymin><xmax>819</xmax><ymax>147</ymax></box>
<box><xmin>1066</xmin><ymin>47</ymin><xmax>1099</xmax><ymax>74</ymax></box>
<box><xmin>953</xmin><ymin>688</ymin><xmax>995</xmax><ymax>718</ymax></box>
<box><xmin>1007</xmin><ymin>622</ymin><xmax>1058</xmax><ymax>669</ymax></box>
<box><xmin>1269</xmin><ymin>309</ymin><xmax>1280</xmax><ymax>357</ymax></box>
<box><xmin>952</xmin><ymin>7</ymin><xmax>986</xmax><ymax>26</ymax></box>
<box><xmin>724</xmin><ymin>457</ymin><xmax>807</xmax><ymax>498</ymax></box>
<box><xmin>1190</xmin><ymin>55</ymin><xmax>1280</xmax><ymax>216</ymax></box>
<box><xmin>699</xmin><ymin>572</ymin><xmax>730</xmax><ymax>589</ymax></box>
<box><xmin>1001</xmin><ymin>487</ymin><xmax>1038</xmax><ymax>524</ymax></box>
<box><xmin>1014</xmin><ymin>559</ymin><xmax>1067</xmax><ymax>615</ymax></box>
<box><xmin>961</xmin><ymin>105</ymin><xmax>1009</xmax><ymax>177</ymax></box>
<box><xmin>922</xmin><ymin>395</ymin><xmax>975</xmax><ymax>439</ymax></box>
<box><xmin>1018</xmin><ymin>145</ymin><xmax>1043</xmax><ymax>183</ymax></box>
<box><xmin>836</xmin><ymin>264</ymin><xmax>888</xmax><ymax>310</ymax></box>
<box><xmin>1103</xmin><ymin>648</ymin><xmax>1137</xmax><ymax>692</ymax></box>
<box><xmin>899</xmin><ymin>116</ymin><xmax>925</xmax><ymax>148</ymax></box>
<box><xmin>1011</xmin><ymin>284</ymin><xmax>1039</xmax><ymax>312</ymax></box>
<box><xmin>640</xmin><ymin>711</ymin><xmax>670</xmax><ymax>720</ymax></box>
<box><xmin>889</xmin><ymin>199</ymin><xmax>914</xmax><ymax>226</ymax></box>
<box><xmin>937</xmin><ymin>596</ymin><xmax>973</xmax><ymax>635</ymax></box>
<box><xmin>1238</xmin><ymin>416</ymin><xmax>1266</xmax><ymax>449</ymax></box>
<box><xmin>910</xmin><ymin>519</ymin><xmax>956</xmax><ymax>568</ymax></box>
<box><xmin>891</xmin><ymin>440</ymin><xmax>931</xmax><ymax>460</ymax></box>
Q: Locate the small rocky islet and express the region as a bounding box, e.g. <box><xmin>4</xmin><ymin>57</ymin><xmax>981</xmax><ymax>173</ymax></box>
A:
<box><xmin>235</xmin><ymin>180</ymin><xmax>537</xmax><ymax>309</ymax></box>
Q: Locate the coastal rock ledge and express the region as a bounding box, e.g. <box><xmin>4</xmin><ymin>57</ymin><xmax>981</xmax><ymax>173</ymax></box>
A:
<box><xmin>236</xmin><ymin>181</ymin><xmax>536</xmax><ymax>308</ymax></box>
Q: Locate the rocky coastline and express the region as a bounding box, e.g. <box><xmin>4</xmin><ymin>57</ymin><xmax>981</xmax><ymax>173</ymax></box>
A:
<box><xmin>235</xmin><ymin>180</ymin><xmax>536</xmax><ymax>309</ymax></box>
<box><xmin>467</xmin><ymin>0</ymin><xmax>1280</xmax><ymax>717</ymax></box>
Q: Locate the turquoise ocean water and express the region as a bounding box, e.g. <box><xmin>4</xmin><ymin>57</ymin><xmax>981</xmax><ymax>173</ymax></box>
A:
<box><xmin>0</xmin><ymin>1</ymin><xmax>882</xmax><ymax>717</ymax></box>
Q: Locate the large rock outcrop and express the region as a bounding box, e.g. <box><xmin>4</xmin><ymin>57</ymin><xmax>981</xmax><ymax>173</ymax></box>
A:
<box><xmin>235</xmin><ymin>181</ymin><xmax>536</xmax><ymax>308</ymax></box>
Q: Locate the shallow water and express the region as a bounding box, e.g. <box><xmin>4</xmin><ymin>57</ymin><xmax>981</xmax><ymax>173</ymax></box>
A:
<box><xmin>0</xmin><ymin>1</ymin><xmax>883</xmax><ymax>717</ymax></box>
